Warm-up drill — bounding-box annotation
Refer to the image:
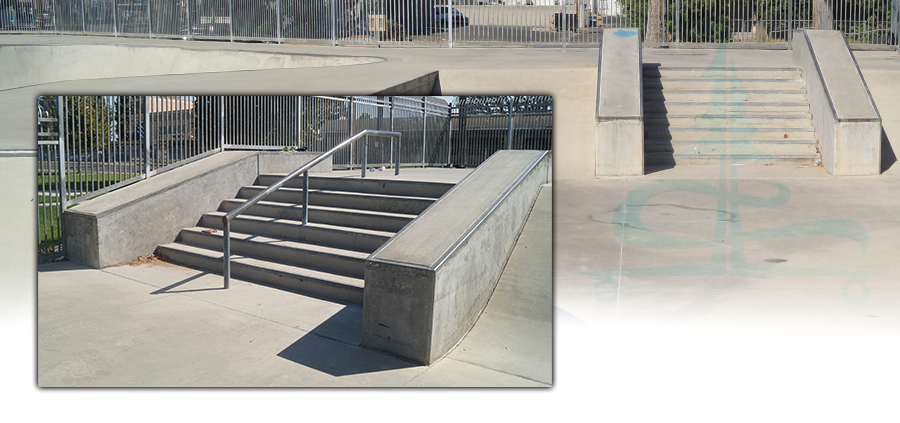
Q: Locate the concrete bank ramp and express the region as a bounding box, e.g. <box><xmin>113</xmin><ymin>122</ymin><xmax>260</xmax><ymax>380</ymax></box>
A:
<box><xmin>0</xmin><ymin>43</ymin><xmax>384</xmax><ymax>89</ymax></box>
<box><xmin>363</xmin><ymin>150</ymin><xmax>552</xmax><ymax>365</ymax></box>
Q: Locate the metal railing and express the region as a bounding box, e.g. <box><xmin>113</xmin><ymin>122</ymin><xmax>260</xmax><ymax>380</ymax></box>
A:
<box><xmin>35</xmin><ymin>95</ymin><xmax>449</xmax><ymax>260</ymax></box>
<box><xmin>220</xmin><ymin>129</ymin><xmax>402</xmax><ymax>288</ymax></box>
<box><xmin>4</xmin><ymin>1</ymin><xmax>896</xmax><ymax>48</ymax></box>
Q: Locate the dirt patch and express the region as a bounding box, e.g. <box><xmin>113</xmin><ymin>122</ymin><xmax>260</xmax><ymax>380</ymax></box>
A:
<box><xmin>113</xmin><ymin>253</ymin><xmax>176</xmax><ymax>267</ymax></box>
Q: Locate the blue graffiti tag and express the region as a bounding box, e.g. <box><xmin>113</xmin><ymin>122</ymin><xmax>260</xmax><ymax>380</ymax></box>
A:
<box><xmin>581</xmin><ymin>48</ymin><xmax>876</xmax><ymax>304</ymax></box>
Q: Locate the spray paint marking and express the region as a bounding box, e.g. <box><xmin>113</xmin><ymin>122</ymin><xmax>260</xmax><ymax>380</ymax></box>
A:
<box><xmin>582</xmin><ymin>47</ymin><xmax>875</xmax><ymax>304</ymax></box>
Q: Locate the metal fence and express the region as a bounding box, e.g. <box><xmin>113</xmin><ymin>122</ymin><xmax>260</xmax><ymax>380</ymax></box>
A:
<box><xmin>35</xmin><ymin>94</ymin><xmax>454</xmax><ymax>260</ymax></box>
<box><xmin>449</xmin><ymin>95</ymin><xmax>552</xmax><ymax>166</ymax></box>
<box><xmin>3</xmin><ymin>1</ymin><xmax>897</xmax><ymax>48</ymax></box>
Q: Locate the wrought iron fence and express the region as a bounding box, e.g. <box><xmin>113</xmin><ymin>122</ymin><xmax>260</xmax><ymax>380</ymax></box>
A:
<box><xmin>3</xmin><ymin>1</ymin><xmax>896</xmax><ymax>48</ymax></box>
<box><xmin>449</xmin><ymin>95</ymin><xmax>552</xmax><ymax>167</ymax></box>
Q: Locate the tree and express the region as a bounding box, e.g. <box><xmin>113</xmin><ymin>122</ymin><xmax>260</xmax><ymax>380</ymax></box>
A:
<box><xmin>814</xmin><ymin>0</ymin><xmax>834</xmax><ymax>30</ymax></box>
<box><xmin>58</xmin><ymin>96</ymin><xmax>117</xmax><ymax>153</ymax></box>
<box><xmin>645</xmin><ymin>0</ymin><xmax>667</xmax><ymax>44</ymax></box>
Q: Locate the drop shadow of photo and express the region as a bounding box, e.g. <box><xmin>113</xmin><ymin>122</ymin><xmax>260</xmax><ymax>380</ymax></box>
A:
<box><xmin>881</xmin><ymin>127</ymin><xmax>896</xmax><ymax>173</ymax></box>
<box><xmin>276</xmin><ymin>306</ymin><xmax>420</xmax><ymax>377</ymax></box>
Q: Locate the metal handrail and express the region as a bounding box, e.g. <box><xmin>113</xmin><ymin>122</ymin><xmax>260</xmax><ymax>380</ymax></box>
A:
<box><xmin>221</xmin><ymin>129</ymin><xmax>403</xmax><ymax>288</ymax></box>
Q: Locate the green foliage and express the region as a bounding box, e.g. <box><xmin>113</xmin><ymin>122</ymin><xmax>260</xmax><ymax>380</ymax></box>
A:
<box><xmin>452</xmin><ymin>96</ymin><xmax>552</xmax><ymax>114</ymax></box>
<box><xmin>623</xmin><ymin>0</ymin><xmax>896</xmax><ymax>44</ymax></box>
<box><xmin>382</xmin><ymin>19</ymin><xmax>407</xmax><ymax>41</ymax></box>
<box><xmin>59</xmin><ymin>96</ymin><xmax>117</xmax><ymax>153</ymax></box>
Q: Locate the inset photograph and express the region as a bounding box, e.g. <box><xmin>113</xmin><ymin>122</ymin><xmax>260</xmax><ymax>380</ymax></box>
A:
<box><xmin>36</xmin><ymin>95</ymin><xmax>552</xmax><ymax>387</ymax></box>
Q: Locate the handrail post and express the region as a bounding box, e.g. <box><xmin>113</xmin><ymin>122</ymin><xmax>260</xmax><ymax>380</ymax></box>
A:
<box><xmin>361</xmin><ymin>134</ymin><xmax>368</xmax><ymax>178</ymax></box>
<box><xmin>302</xmin><ymin>170</ymin><xmax>309</xmax><ymax>225</ymax></box>
<box><xmin>395</xmin><ymin>137</ymin><xmax>400</xmax><ymax>175</ymax></box>
<box><xmin>219</xmin><ymin>129</ymin><xmax>401</xmax><ymax>288</ymax></box>
<box><xmin>223</xmin><ymin>219</ymin><xmax>231</xmax><ymax>289</ymax></box>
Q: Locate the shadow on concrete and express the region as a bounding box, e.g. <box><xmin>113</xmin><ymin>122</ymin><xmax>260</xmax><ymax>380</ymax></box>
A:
<box><xmin>37</xmin><ymin>261</ymin><xmax>88</xmax><ymax>272</ymax></box>
<box><xmin>646</xmin><ymin>163</ymin><xmax>676</xmax><ymax>174</ymax></box>
<box><xmin>150</xmin><ymin>272</ymin><xmax>224</xmax><ymax>294</ymax></box>
<box><xmin>881</xmin><ymin>127</ymin><xmax>896</xmax><ymax>173</ymax></box>
<box><xmin>277</xmin><ymin>307</ymin><xmax>419</xmax><ymax>376</ymax></box>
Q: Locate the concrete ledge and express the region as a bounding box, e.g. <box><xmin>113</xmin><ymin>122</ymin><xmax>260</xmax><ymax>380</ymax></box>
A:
<box><xmin>374</xmin><ymin>71</ymin><xmax>439</xmax><ymax>96</ymax></box>
<box><xmin>363</xmin><ymin>150</ymin><xmax>551</xmax><ymax>365</ymax></box>
<box><xmin>64</xmin><ymin>151</ymin><xmax>331</xmax><ymax>268</ymax></box>
<box><xmin>0</xmin><ymin>43</ymin><xmax>384</xmax><ymax>90</ymax></box>
<box><xmin>596</xmin><ymin>28</ymin><xmax>643</xmax><ymax>176</ymax></box>
<box><xmin>793</xmin><ymin>30</ymin><xmax>882</xmax><ymax>176</ymax></box>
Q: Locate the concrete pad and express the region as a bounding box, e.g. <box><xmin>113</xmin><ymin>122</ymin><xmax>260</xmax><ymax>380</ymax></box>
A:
<box><xmin>404</xmin><ymin>358</ymin><xmax>549</xmax><ymax>387</ymax></box>
<box><xmin>445</xmin><ymin>184</ymin><xmax>552</xmax><ymax>385</ymax></box>
<box><xmin>38</xmin><ymin>260</ymin><xmax>426</xmax><ymax>387</ymax></box>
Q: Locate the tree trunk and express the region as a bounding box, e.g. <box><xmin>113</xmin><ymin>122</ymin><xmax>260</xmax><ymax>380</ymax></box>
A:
<box><xmin>814</xmin><ymin>0</ymin><xmax>834</xmax><ymax>30</ymax></box>
<box><xmin>645</xmin><ymin>0</ymin><xmax>667</xmax><ymax>45</ymax></box>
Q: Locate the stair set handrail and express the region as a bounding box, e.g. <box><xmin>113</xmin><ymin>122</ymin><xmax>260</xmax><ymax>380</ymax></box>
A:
<box><xmin>221</xmin><ymin>129</ymin><xmax>403</xmax><ymax>288</ymax></box>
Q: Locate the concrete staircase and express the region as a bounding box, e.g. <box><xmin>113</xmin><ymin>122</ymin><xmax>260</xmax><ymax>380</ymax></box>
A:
<box><xmin>643</xmin><ymin>65</ymin><xmax>821</xmax><ymax>166</ymax></box>
<box><xmin>158</xmin><ymin>174</ymin><xmax>455</xmax><ymax>304</ymax></box>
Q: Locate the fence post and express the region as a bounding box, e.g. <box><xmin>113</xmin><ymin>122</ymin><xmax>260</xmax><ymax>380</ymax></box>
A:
<box><xmin>675</xmin><ymin>0</ymin><xmax>680</xmax><ymax>46</ymax></box>
<box><xmin>80</xmin><ymin>0</ymin><xmax>86</xmax><ymax>32</ymax></box>
<box><xmin>297</xmin><ymin>96</ymin><xmax>303</xmax><ymax>150</ymax></box>
<box><xmin>390</xmin><ymin>97</ymin><xmax>395</xmax><ymax>168</ymax></box>
<box><xmin>788</xmin><ymin>0</ymin><xmax>794</xmax><ymax>48</ymax></box>
<box><xmin>227</xmin><ymin>0</ymin><xmax>234</xmax><ymax>42</ymax></box>
<box><xmin>185</xmin><ymin>0</ymin><xmax>192</xmax><ymax>40</ymax></box>
<box><xmin>362</xmin><ymin>134</ymin><xmax>368</xmax><ymax>177</ymax></box>
<box><xmin>449</xmin><ymin>0</ymin><xmax>453</xmax><ymax>48</ymax></box>
<box><xmin>144</xmin><ymin>96</ymin><xmax>150</xmax><ymax>178</ymax></box>
<box><xmin>506</xmin><ymin>97</ymin><xmax>514</xmax><ymax>150</ymax></box>
<box><xmin>148</xmin><ymin>0</ymin><xmax>153</xmax><ymax>38</ymax></box>
<box><xmin>219</xmin><ymin>96</ymin><xmax>225</xmax><ymax>151</ymax></box>
<box><xmin>349</xmin><ymin>97</ymin><xmax>355</xmax><ymax>168</ymax></box>
<box><xmin>112</xmin><ymin>0</ymin><xmax>118</xmax><ymax>37</ymax></box>
<box><xmin>331</xmin><ymin>0</ymin><xmax>336</xmax><ymax>46</ymax></box>
<box><xmin>422</xmin><ymin>97</ymin><xmax>427</xmax><ymax>167</ymax></box>
<box><xmin>276</xmin><ymin>0</ymin><xmax>282</xmax><ymax>43</ymax></box>
<box><xmin>57</xmin><ymin>96</ymin><xmax>68</xmax><ymax>212</ymax></box>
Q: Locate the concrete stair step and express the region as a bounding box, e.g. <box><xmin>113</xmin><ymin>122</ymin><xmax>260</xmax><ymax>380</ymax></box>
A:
<box><xmin>258</xmin><ymin>174</ymin><xmax>454</xmax><ymax>199</ymax></box>
<box><xmin>218</xmin><ymin>198</ymin><xmax>414</xmax><ymax>232</ymax></box>
<box><xmin>646</xmin><ymin>153</ymin><xmax>820</xmax><ymax>166</ymax></box>
<box><xmin>644</xmin><ymin>113</ymin><xmax>812</xmax><ymax>127</ymax></box>
<box><xmin>645</xmin><ymin>126</ymin><xmax>816</xmax><ymax>141</ymax></box>
<box><xmin>200</xmin><ymin>211</ymin><xmax>392</xmax><ymax>253</ymax></box>
<box><xmin>238</xmin><ymin>185</ymin><xmax>434</xmax><ymax>215</ymax></box>
<box><xmin>643</xmin><ymin>89</ymin><xmax>808</xmax><ymax>102</ymax></box>
<box><xmin>646</xmin><ymin>139</ymin><xmax>818</xmax><ymax>155</ymax></box>
<box><xmin>178</xmin><ymin>227</ymin><xmax>368</xmax><ymax>278</ymax></box>
<box><xmin>157</xmin><ymin>242</ymin><xmax>364</xmax><ymax>304</ymax></box>
<box><xmin>643</xmin><ymin>101</ymin><xmax>809</xmax><ymax>114</ymax></box>
<box><xmin>643</xmin><ymin>66</ymin><xmax>802</xmax><ymax>79</ymax></box>
<box><xmin>643</xmin><ymin>78</ymin><xmax>804</xmax><ymax>90</ymax></box>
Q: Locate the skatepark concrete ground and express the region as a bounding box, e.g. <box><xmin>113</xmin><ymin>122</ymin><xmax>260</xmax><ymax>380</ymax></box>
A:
<box><xmin>2</xmin><ymin>35</ymin><xmax>900</xmax><ymax>420</ymax></box>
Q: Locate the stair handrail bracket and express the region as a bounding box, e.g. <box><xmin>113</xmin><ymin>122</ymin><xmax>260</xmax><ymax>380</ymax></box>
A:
<box><xmin>595</xmin><ymin>27</ymin><xmax>644</xmax><ymax>177</ymax></box>
<box><xmin>221</xmin><ymin>130</ymin><xmax>402</xmax><ymax>288</ymax></box>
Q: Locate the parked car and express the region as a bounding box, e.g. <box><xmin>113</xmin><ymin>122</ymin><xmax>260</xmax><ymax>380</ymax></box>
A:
<box><xmin>434</xmin><ymin>6</ymin><xmax>469</xmax><ymax>29</ymax></box>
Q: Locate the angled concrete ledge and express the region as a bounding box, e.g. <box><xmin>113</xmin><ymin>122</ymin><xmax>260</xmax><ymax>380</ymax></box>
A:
<box><xmin>363</xmin><ymin>150</ymin><xmax>551</xmax><ymax>365</ymax></box>
<box><xmin>0</xmin><ymin>43</ymin><xmax>384</xmax><ymax>90</ymax></box>
<box><xmin>65</xmin><ymin>151</ymin><xmax>331</xmax><ymax>268</ymax></box>
<box><xmin>596</xmin><ymin>28</ymin><xmax>644</xmax><ymax>177</ymax></box>
<box><xmin>793</xmin><ymin>29</ymin><xmax>882</xmax><ymax>176</ymax></box>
